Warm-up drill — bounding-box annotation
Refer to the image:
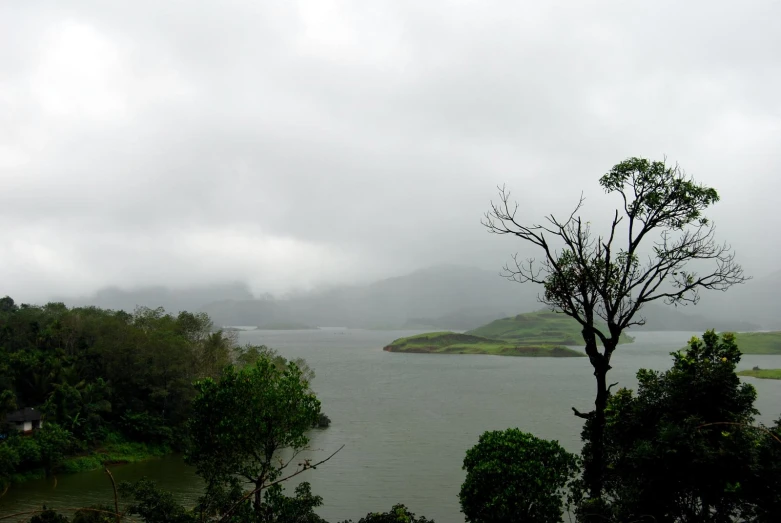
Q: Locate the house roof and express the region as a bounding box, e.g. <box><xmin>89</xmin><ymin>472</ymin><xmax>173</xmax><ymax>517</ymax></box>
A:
<box><xmin>4</xmin><ymin>407</ymin><xmax>42</xmax><ymax>422</ymax></box>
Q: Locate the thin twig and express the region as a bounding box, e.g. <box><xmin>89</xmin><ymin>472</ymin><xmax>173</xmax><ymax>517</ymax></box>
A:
<box><xmin>105</xmin><ymin>466</ymin><xmax>121</xmax><ymax>523</ymax></box>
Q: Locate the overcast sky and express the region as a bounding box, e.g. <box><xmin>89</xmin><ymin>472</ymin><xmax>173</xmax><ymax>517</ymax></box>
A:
<box><xmin>1</xmin><ymin>0</ymin><xmax>780</xmax><ymax>302</ymax></box>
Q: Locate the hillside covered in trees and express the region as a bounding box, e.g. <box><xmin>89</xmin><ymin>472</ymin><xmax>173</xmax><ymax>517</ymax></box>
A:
<box><xmin>0</xmin><ymin>297</ymin><xmax>316</xmax><ymax>486</ymax></box>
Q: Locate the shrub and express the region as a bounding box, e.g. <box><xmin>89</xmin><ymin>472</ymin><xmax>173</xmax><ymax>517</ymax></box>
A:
<box><xmin>460</xmin><ymin>429</ymin><xmax>578</xmax><ymax>523</ymax></box>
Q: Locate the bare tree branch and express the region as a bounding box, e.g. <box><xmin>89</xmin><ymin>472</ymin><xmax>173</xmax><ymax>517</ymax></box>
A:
<box><xmin>572</xmin><ymin>406</ymin><xmax>592</xmax><ymax>419</ymax></box>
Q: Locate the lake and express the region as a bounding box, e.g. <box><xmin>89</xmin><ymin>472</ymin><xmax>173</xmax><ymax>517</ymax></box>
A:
<box><xmin>2</xmin><ymin>329</ymin><xmax>780</xmax><ymax>522</ymax></box>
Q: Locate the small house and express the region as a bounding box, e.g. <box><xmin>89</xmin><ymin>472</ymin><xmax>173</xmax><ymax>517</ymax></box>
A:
<box><xmin>4</xmin><ymin>407</ymin><xmax>44</xmax><ymax>434</ymax></box>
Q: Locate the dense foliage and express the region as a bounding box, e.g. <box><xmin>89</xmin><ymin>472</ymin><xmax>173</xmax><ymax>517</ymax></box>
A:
<box><xmin>339</xmin><ymin>504</ymin><xmax>434</xmax><ymax>522</ymax></box>
<box><xmin>460</xmin><ymin>429</ymin><xmax>578</xmax><ymax>523</ymax></box>
<box><xmin>186</xmin><ymin>358</ymin><xmax>321</xmax><ymax>518</ymax></box>
<box><xmin>575</xmin><ymin>331</ymin><xmax>781</xmax><ymax>522</ymax></box>
<box><xmin>0</xmin><ymin>297</ymin><xmax>315</xmax><ymax>487</ymax></box>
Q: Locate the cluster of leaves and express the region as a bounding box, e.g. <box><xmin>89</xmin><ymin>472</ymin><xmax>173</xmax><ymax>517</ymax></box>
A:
<box><xmin>186</xmin><ymin>358</ymin><xmax>322</xmax><ymax>518</ymax></box>
<box><xmin>339</xmin><ymin>504</ymin><xmax>434</xmax><ymax>522</ymax></box>
<box><xmin>0</xmin><ymin>423</ymin><xmax>74</xmax><ymax>479</ymax></box>
<box><xmin>460</xmin><ymin>429</ymin><xmax>578</xmax><ymax>523</ymax></box>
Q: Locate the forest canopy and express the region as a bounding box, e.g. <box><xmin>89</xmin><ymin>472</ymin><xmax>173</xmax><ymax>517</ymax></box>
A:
<box><xmin>0</xmin><ymin>297</ymin><xmax>312</xmax><ymax>486</ymax></box>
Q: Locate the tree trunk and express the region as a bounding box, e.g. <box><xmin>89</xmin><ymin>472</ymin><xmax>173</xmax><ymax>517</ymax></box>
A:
<box><xmin>579</xmin><ymin>332</ymin><xmax>615</xmax><ymax>503</ymax></box>
<box><xmin>254</xmin><ymin>480</ymin><xmax>262</xmax><ymax>514</ymax></box>
<box><xmin>590</xmin><ymin>359</ymin><xmax>609</xmax><ymax>499</ymax></box>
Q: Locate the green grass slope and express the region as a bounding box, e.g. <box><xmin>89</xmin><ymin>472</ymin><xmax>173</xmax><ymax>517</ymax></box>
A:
<box><xmin>737</xmin><ymin>368</ymin><xmax>781</xmax><ymax>380</ymax></box>
<box><xmin>466</xmin><ymin>310</ymin><xmax>634</xmax><ymax>346</ymax></box>
<box><xmin>383</xmin><ymin>332</ymin><xmax>584</xmax><ymax>357</ymax></box>
<box><xmin>731</xmin><ymin>332</ymin><xmax>781</xmax><ymax>354</ymax></box>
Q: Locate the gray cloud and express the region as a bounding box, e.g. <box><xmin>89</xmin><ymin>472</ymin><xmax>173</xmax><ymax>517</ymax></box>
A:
<box><xmin>2</xmin><ymin>0</ymin><xmax>780</xmax><ymax>302</ymax></box>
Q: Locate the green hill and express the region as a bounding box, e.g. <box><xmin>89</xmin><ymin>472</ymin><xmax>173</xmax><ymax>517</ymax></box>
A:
<box><xmin>731</xmin><ymin>331</ymin><xmax>781</xmax><ymax>354</ymax></box>
<box><xmin>466</xmin><ymin>310</ymin><xmax>635</xmax><ymax>346</ymax></box>
<box><xmin>383</xmin><ymin>332</ymin><xmax>584</xmax><ymax>357</ymax></box>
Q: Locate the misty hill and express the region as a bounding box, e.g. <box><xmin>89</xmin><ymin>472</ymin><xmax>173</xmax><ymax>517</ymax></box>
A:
<box><xmin>693</xmin><ymin>270</ymin><xmax>781</xmax><ymax>330</ymax></box>
<box><xmin>629</xmin><ymin>303</ymin><xmax>760</xmax><ymax>332</ymax></box>
<box><xmin>401</xmin><ymin>307</ymin><xmax>515</xmax><ymax>331</ymax></box>
<box><xmin>63</xmin><ymin>282</ymin><xmax>255</xmax><ymax>315</ymax></box>
<box><xmin>200</xmin><ymin>265</ymin><xmax>541</xmax><ymax>328</ymax></box>
<box><xmin>56</xmin><ymin>264</ymin><xmax>769</xmax><ymax>332</ymax></box>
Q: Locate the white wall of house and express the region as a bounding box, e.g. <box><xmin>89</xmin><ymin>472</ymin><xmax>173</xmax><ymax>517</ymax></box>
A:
<box><xmin>15</xmin><ymin>421</ymin><xmax>32</xmax><ymax>431</ymax></box>
<box><xmin>10</xmin><ymin>419</ymin><xmax>42</xmax><ymax>432</ymax></box>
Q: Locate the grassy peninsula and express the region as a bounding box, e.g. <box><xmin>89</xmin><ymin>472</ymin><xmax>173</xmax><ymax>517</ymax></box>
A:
<box><xmin>737</xmin><ymin>368</ymin><xmax>781</xmax><ymax>380</ymax></box>
<box><xmin>731</xmin><ymin>331</ymin><xmax>781</xmax><ymax>354</ymax></box>
<box><xmin>383</xmin><ymin>332</ymin><xmax>584</xmax><ymax>357</ymax></box>
<box><xmin>466</xmin><ymin>310</ymin><xmax>635</xmax><ymax>346</ymax></box>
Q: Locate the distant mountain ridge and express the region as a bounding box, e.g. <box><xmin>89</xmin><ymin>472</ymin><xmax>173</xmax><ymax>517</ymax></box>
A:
<box><xmin>200</xmin><ymin>265</ymin><xmax>540</xmax><ymax>328</ymax></box>
<box><xmin>693</xmin><ymin>270</ymin><xmax>781</xmax><ymax>330</ymax></box>
<box><xmin>629</xmin><ymin>303</ymin><xmax>760</xmax><ymax>333</ymax></box>
<box><xmin>55</xmin><ymin>264</ymin><xmax>776</xmax><ymax>331</ymax></box>
<box><xmin>61</xmin><ymin>282</ymin><xmax>254</xmax><ymax>314</ymax></box>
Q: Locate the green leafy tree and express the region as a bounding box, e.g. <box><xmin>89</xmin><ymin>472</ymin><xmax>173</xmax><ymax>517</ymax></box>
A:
<box><xmin>45</xmin><ymin>378</ymin><xmax>112</xmax><ymax>444</ymax></box>
<box><xmin>71</xmin><ymin>505</ymin><xmax>116</xmax><ymax>523</ymax></box>
<box><xmin>119</xmin><ymin>477</ymin><xmax>196</xmax><ymax>523</ymax></box>
<box><xmin>592</xmin><ymin>331</ymin><xmax>763</xmax><ymax>522</ymax></box>
<box><xmin>28</xmin><ymin>508</ymin><xmax>69</xmax><ymax>523</ymax></box>
<box><xmin>12</xmin><ymin>434</ymin><xmax>42</xmax><ymax>468</ymax></box>
<box><xmin>260</xmin><ymin>482</ymin><xmax>328</xmax><ymax>523</ymax></box>
<box><xmin>0</xmin><ymin>295</ymin><xmax>17</xmax><ymax>314</ymax></box>
<box><xmin>34</xmin><ymin>423</ymin><xmax>73</xmax><ymax>476</ymax></box>
<box><xmin>185</xmin><ymin>358</ymin><xmax>321</xmax><ymax>518</ymax></box>
<box><xmin>198</xmin><ymin>331</ymin><xmax>233</xmax><ymax>379</ymax></box>
<box><xmin>175</xmin><ymin>311</ymin><xmax>214</xmax><ymax>346</ymax></box>
<box><xmin>234</xmin><ymin>345</ymin><xmax>315</xmax><ymax>386</ymax></box>
<box><xmin>459</xmin><ymin>429</ymin><xmax>578</xmax><ymax>523</ymax></box>
<box><xmin>0</xmin><ymin>442</ymin><xmax>20</xmax><ymax>489</ymax></box>
<box><xmin>744</xmin><ymin>418</ymin><xmax>781</xmax><ymax>522</ymax></box>
<box><xmin>483</xmin><ymin>157</ymin><xmax>746</xmax><ymax>500</ymax></box>
<box><xmin>340</xmin><ymin>504</ymin><xmax>434</xmax><ymax>523</ymax></box>
<box><xmin>0</xmin><ymin>353</ymin><xmax>16</xmax><ymax>418</ymax></box>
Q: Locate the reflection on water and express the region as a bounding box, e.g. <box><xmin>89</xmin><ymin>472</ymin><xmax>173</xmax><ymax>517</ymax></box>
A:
<box><xmin>2</xmin><ymin>329</ymin><xmax>779</xmax><ymax>522</ymax></box>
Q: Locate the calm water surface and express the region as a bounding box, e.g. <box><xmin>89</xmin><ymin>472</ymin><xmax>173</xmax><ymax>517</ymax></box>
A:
<box><xmin>2</xmin><ymin>329</ymin><xmax>780</xmax><ymax>521</ymax></box>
